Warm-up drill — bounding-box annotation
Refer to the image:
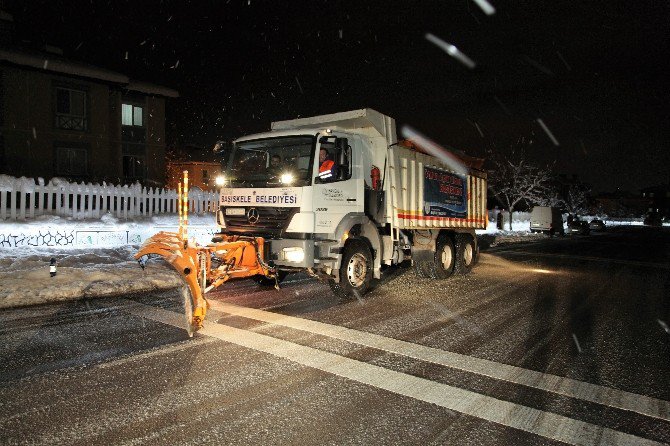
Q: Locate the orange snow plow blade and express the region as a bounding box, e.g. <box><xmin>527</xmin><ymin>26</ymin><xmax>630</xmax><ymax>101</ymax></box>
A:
<box><xmin>134</xmin><ymin>170</ymin><xmax>276</xmax><ymax>335</ymax></box>
<box><xmin>135</xmin><ymin>232</ymin><xmax>274</xmax><ymax>335</ymax></box>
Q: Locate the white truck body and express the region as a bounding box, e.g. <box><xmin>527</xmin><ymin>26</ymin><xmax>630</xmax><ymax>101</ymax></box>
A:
<box><xmin>216</xmin><ymin>109</ymin><xmax>486</xmax><ymax>290</ymax></box>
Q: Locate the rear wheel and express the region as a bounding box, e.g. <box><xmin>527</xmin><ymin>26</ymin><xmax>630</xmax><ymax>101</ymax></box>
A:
<box><xmin>472</xmin><ymin>243</ymin><xmax>480</xmax><ymax>265</ymax></box>
<box><xmin>433</xmin><ymin>235</ymin><xmax>456</xmax><ymax>279</ymax></box>
<box><xmin>329</xmin><ymin>239</ymin><xmax>373</xmax><ymax>299</ymax></box>
<box><xmin>454</xmin><ymin>234</ymin><xmax>475</xmax><ymax>275</ymax></box>
<box><xmin>413</xmin><ymin>235</ymin><xmax>455</xmax><ymax>279</ymax></box>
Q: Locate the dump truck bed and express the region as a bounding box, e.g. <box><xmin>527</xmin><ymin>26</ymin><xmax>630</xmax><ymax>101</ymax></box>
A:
<box><xmin>386</xmin><ymin>144</ymin><xmax>487</xmax><ymax>230</ymax></box>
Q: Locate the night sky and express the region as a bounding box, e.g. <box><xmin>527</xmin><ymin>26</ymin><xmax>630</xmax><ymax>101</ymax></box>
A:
<box><xmin>5</xmin><ymin>0</ymin><xmax>669</xmax><ymax>192</ymax></box>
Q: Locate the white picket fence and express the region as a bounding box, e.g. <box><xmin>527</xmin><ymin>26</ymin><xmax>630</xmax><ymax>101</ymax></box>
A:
<box><xmin>0</xmin><ymin>176</ymin><xmax>219</xmax><ymax>220</ymax></box>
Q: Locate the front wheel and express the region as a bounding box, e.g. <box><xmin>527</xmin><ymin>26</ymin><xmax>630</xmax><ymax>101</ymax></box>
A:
<box><xmin>329</xmin><ymin>239</ymin><xmax>373</xmax><ymax>299</ymax></box>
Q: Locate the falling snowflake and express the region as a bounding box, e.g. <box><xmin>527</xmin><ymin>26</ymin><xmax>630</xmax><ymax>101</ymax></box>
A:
<box><xmin>425</xmin><ymin>33</ymin><xmax>476</xmax><ymax>69</ymax></box>
<box><xmin>572</xmin><ymin>333</ymin><xmax>583</xmax><ymax>353</ymax></box>
<box><xmin>536</xmin><ymin>118</ymin><xmax>560</xmax><ymax>146</ymax></box>
<box><xmin>471</xmin><ymin>0</ymin><xmax>496</xmax><ymax>15</ymax></box>
<box><xmin>295</xmin><ymin>76</ymin><xmax>303</xmax><ymax>94</ymax></box>
<box><xmin>400</xmin><ymin>126</ymin><xmax>467</xmax><ymax>176</ymax></box>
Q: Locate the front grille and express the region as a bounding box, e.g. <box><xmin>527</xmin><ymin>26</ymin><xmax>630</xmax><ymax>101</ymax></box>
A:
<box><xmin>222</xmin><ymin>206</ymin><xmax>298</xmax><ymax>234</ymax></box>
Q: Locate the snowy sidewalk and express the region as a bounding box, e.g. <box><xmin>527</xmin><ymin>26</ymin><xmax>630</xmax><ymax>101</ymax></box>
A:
<box><xmin>0</xmin><ymin>246</ymin><xmax>181</xmax><ymax>309</ymax></box>
<box><xmin>0</xmin><ymin>214</ymin><xmax>217</xmax><ymax>309</ymax></box>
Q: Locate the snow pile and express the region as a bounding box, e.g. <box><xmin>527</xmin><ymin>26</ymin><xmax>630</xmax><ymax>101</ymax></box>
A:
<box><xmin>0</xmin><ymin>214</ymin><xmax>216</xmax><ymax>309</ymax></box>
<box><xmin>0</xmin><ymin>245</ymin><xmax>183</xmax><ymax>309</ymax></box>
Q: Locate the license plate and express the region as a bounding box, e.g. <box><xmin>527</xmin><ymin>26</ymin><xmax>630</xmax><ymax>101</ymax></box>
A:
<box><xmin>225</xmin><ymin>207</ymin><xmax>246</xmax><ymax>216</ymax></box>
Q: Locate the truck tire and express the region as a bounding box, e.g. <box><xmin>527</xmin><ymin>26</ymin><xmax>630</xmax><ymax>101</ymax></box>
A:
<box><xmin>433</xmin><ymin>235</ymin><xmax>456</xmax><ymax>279</ymax></box>
<box><xmin>473</xmin><ymin>243</ymin><xmax>480</xmax><ymax>265</ymax></box>
<box><xmin>454</xmin><ymin>234</ymin><xmax>475</xmax><ymax>275</ymax></box>
<box><xmin>329</xmin><ymin>239</ymin><xmax>373</xmax><ymax>299</ymax></box>
<box><xmin>253</xmin><ymin>270</ymin><xmax>288</xmax><ymax>287</ymax></box>
<box><xmin>413</xmin><ymin>235</ymin><xmax>455</xmax><ymax>279</ymax></box>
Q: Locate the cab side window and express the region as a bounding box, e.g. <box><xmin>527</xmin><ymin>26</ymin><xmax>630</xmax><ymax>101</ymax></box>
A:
<box><xmin>317</xmin><ymin>136</ymin><xmax>351</xmax><ymax>183</ymax></box>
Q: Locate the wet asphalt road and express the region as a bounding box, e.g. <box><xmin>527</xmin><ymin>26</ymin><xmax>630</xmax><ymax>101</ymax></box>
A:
<box><xmin>0</xmin><ymin>226</ymin><xmax>669</xmax><ymax>445</ymax></box>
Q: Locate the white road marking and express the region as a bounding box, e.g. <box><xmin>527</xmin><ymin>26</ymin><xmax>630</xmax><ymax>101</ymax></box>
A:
<box><xmin>123</xmin><ymin>301</ymin><xmax>664</xmax><ymax>446</ymax></box>
<box><xmin>572</xmin><ymin>333</ymin><xmax>583</xmax><ymax>353</ymax></box>
<box><xmin>211</xmin><ymin>301</ymin><xmax>670</xmax><ymax>422</ymax></box>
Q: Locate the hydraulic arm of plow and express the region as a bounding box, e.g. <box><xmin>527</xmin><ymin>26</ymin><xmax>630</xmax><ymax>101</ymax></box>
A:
<box><xmin>134</xmin><ymin>171</ymin><xmax>277</xmax><ymax>334</ymax></box>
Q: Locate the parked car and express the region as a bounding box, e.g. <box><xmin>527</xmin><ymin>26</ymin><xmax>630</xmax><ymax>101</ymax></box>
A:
<box><xmin>589</xmin><ymin>219</ymin><xmax>606</xmax><ymax>231</ymax></box>
<box><xmin>530</xmin><ymin>206</ymin><xmax>564</xmax><ymax>236</ymax></box>
<box><xmin>568</xmin><ymin>220</ymin><xmax>590</xmax><ymax>235</ymax></box>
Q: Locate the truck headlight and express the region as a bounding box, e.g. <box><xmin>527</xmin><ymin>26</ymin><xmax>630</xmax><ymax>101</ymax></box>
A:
<box><xmin>282</xmin><ymin>247</ymin><xmax>305</xmax><ymax>263</ymax></box>
<box><xmin>215</xmin><ymin>175</ymin><xmax>227</xmax><ymax>186</ymax></box>
<box><xmin>280</xmin><ymin>173</ymin><xmax>294</xmax><ymax>185</ymax></box>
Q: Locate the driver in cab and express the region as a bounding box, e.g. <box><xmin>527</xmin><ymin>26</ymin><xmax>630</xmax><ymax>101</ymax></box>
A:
<box><xmin>267</xmin><ymin>154</ymin><xmax>282</xmax><ymax>178</ymax></box>
<box><xmin>318</xmin><ymin>148</ymin><xmax>338</xmax><ymax>182</ymax></box>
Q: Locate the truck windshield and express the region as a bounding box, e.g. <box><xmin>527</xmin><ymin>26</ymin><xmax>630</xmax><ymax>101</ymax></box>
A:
<box><xmin>225</xmin><ymin>136</ymin><xmax>314</xmax><ymax>187</ymax></box>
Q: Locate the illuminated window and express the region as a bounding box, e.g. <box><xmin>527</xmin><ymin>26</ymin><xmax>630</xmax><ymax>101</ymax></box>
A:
<box><xmin>122</xmin><ymin>103</ymin><xmax>144</xmax><ymax>127</ymax></box>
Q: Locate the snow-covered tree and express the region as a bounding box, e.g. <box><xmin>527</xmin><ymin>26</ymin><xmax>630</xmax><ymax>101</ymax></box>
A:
<box><xmin>537</xmin><ymin>186</ymin><xmax>565</xmax><ymax>208</ymax></box>
<box><xmin>563</xmin><ymin>184</ymin><xmax>590</xmax><ymax>215</ymax></box>
<box><xmin>487</xmin><ymin>146</ymin><xmax>554</xmax><ymax>230</ymax></box>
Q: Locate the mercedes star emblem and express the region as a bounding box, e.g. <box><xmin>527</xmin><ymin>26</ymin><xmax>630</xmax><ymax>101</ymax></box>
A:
<box><xmin>247</xmin><ymin>207</ymin><xmax>260</xmax><ymax>224</ymax></box>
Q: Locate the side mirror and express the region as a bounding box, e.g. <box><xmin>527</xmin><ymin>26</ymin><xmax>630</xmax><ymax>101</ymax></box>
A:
<box><xmin>336</xmin><ymin>138</ymin><xmax>348</xmax><ymax>165</ymax></box>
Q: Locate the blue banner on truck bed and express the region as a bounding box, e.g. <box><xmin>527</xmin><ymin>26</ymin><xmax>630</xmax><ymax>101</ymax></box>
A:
<box><xmin>423</xmin><ymin>167</ymin><xmax>467</xmax><ymax>218</ymax></box>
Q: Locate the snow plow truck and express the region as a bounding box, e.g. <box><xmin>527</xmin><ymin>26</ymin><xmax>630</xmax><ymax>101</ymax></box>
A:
<box><xmin>136</xmin><ymin>109</ymin><xmax>487</xmax><ymax>334</ymax></box>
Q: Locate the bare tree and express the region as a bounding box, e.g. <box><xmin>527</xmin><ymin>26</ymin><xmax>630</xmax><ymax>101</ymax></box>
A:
<box><xmin>488</xmin><ymin>149</ymin><xmax>554</xmax><ymax>230</ymax></box>
<box><xmin>537</xmin><ymin>186</ymin><xmax>565</xmax><ymax>208</ymax></box>
<box><xmin>563</xmin><ymin>184</ymin><xmax>590</xmax><ymax>215</ymax></box>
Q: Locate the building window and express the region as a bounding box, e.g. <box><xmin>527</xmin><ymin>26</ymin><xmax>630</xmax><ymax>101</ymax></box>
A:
<box><xmin>123</xmin><ymin>155</ymin><xmax>146</xmax><ymax>181</ymax></box>
<box><xmin>56</xmin><ymin>147</ymin><xmax>87</xmax><ymax>175</ymax></box>
<box><xmin>55</xmin><ymin>87</ymin><xmax>87</xmax><ymax>130</ymax></box>
<box><xmin>122</xmin><ymin>103</ymin><xmax>144</xmax><ymax>127</ymax></box>
<box><xmin>202</xmin><ymin>169</ymin><xmax>210</xmax><ymax>186</ymax></box>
